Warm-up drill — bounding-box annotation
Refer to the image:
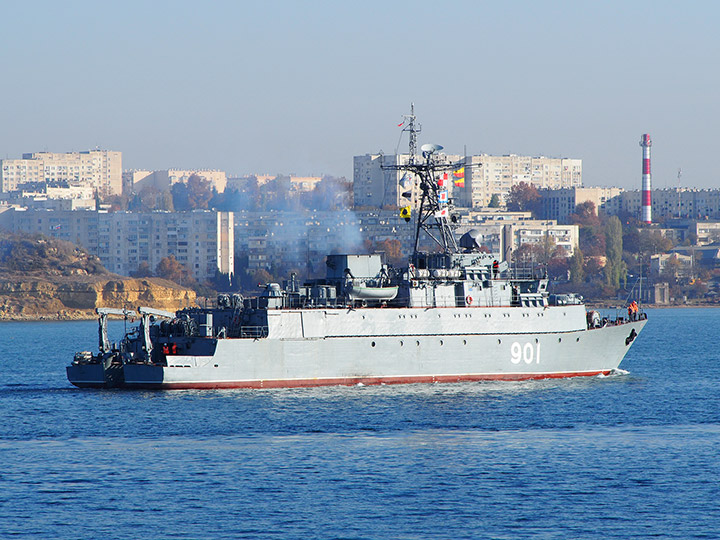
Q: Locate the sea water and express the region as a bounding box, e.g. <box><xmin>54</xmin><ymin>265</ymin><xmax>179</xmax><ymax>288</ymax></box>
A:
<box><xmin>0</xmin><ymin>308</ymin><xmax>718</xmax><ymax>539</ymax></box>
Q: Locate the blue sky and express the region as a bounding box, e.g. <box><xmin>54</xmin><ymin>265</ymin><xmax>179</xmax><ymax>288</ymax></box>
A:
<box><xmin>2</xmin><ymin>1</ymin><xmax>718</xmax><ymax>189</ymax></box>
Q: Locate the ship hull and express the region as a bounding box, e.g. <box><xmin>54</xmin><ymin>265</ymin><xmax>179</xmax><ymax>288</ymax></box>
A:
<box><xmin>66</xmin><ymin>363</ymin><xmax>107</xmax><ymax>388</ymax></box>
<box><xmin>120</xmin><ymin>318</ymin><xmax>646</xmax><ymax>390</ymax></box>
<box><xmin>67</xmin><ymin>357</ymin><xmax>125</xmax><ymax>389</ymax></box>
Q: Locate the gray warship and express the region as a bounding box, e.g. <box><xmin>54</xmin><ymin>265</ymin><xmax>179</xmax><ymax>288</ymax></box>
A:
<box><xmin>68</xmin><ymin>125</ymin><xmax>646</xmax><ymax>389</ymax></box>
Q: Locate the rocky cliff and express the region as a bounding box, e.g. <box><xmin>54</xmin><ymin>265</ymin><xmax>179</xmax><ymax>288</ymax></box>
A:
<box><xmin>0</xmin><ymin>232</ymin><xmax>197</xmax><ymax>320</ymax></box>
<box><xmin>0</xmin><ymin>276</ymin><xmax>196</xmax><ymax>320</ymax></box>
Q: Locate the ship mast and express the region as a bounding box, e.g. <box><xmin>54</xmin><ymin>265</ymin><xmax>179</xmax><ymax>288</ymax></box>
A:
<box><xmin>384</xmin><ymin>105</ymin><xmax>463</xmax><ymax>255</ymax></box>
<box><xmin>401</xmin><ymin>103</ymin><xmax>421</xmax><ymax>165</ymax></box>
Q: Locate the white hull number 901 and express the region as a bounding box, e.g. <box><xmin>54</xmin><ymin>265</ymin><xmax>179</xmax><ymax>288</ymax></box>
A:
<box><xmin>510</xmin><ymin>341</ymin><xmax>540</xmax><ymax>364</ymax></box>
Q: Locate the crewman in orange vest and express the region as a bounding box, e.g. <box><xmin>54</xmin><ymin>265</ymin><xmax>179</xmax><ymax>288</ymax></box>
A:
<box><xmin>628</xmin><ymin>301</ymin><xmax>638</xmax><ymax>321</ymax></box>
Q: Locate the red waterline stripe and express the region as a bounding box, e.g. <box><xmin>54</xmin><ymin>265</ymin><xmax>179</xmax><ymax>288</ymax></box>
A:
<box><xmin>125</xmin><ymin>371</ymin><xmax>613</xmax><ymax>390</ymax></box>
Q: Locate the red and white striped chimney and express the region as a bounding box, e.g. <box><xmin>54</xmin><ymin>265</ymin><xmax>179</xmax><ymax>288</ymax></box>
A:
<box><xmin>640</xmin><ymin>133</ymin><xmax>652</xmax><ymax>224</ymax></box>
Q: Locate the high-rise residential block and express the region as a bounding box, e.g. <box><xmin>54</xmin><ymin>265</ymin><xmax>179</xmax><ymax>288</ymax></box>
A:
<box><xmin>0</xmin><ymin>150</ymin><xmax>122</xmax><ymax>196</ymax></box>
<box><xmin>1</xmin><ymin>209</ymin><xmax>233</xmax><ymax>281</ymax></box>
<box><xmin>354</xmin><ymin>153</ymin><xmax>581</xmax><ymax>209</ymax></box>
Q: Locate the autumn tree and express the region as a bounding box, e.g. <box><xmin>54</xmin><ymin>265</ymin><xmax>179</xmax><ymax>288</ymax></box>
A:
<box><xmin>301</xmin><ymin>176</ymin><xmax>353</xmax><ymax>210</ymax></box>
<box><xmin>156</xmin><ymin>255</ymin><xmax>196</xmax><ymax>287</ymax></box>
<box><xmin>547</xmin><ymin>256</ymin><xmax>570</xmax><ymax>281</ymax></box>
<box><xmin>250</xmin><ymin>269</ymin><xmax>274</xmax><ymax>289</ymax></box>
<box><xmin>374</xmin><ymin>239</ymin><xmax>405</xmax><ymax>267</ymax></box>
<box><xmin>259</xmin><ymin>175</ymin><xmax>301</xmax><ymax>211</ymax></box>
<box><xmin>512</xmin><ymin>243</ymin><xmax>544</xmax><ymax>265</ymax></box>
<box><xmin>506</xmin><ymin>182</ymin><xmax>541</xmax><ymax>216</ymax></box>
<box><xmin>132</xmin><ymin>261</ymin><xmax>153</xmax><ymax>278</ymax></box>
<box><xmin>171</xmin><ymin>174</ymin><xmax>214</xmax><ymax>211</ymax></box>
<box><xmin>570</xmin><ymin>201</ymin><xmax>601</xmax><ymax>228</ymax></box>
<box><xmin>488</xmin><ymin>193</ymin><xmax>501</xmax><ymax>208</ymax></box>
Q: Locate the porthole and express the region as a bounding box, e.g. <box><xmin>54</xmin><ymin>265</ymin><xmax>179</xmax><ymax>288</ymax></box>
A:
<box><xmin>463</xmin><ymin>339</ymin><xmax>467</xmax><ymax>345</ymax></box>
<box><xmin>558</xmin><ymin>338</ymin><xmax>562</xmax><ymax>343</ymax></box>
<box><xmin>416</xmin><ymin>340</ymin><xmax>420</xmax><ymax>346</ymax></box>
<box><xmin>439</xmin><ymin>340</ymin><xmax>444</xmax><ymax>346</ymax></box>
<box><xmin>400</xmin><ymin>340</ymin><xmax>404</xmax><ymax>346</ymax></box>
<box><xmin>498</xmin><ymin>339</ymin><xmax>502</xmax><ymax>344</ymax></box>
<box><xmin>371</xmin><ymin>341</ymin><xmax>376</xmax><ymax>347</ymax></box>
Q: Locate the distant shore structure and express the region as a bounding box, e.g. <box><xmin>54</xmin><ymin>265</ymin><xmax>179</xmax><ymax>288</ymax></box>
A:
<box><xmin>354</xmin><ymin>153</ymin><xmax>582</xmax><ymax>209</ymax></box>
<box><xmin>0</xmin><ymin>150</ymin><xmax>122</xmax><ymax>197</ymax></box>
<box><xmin>640</xmin><ymin>134</ymin><xmax>652</xmax><ymax>224</ymax></box>
<box><xmin>124</xmin><ymin>169</ymin><xmax>227</xmax><ymax>194</ymax></box>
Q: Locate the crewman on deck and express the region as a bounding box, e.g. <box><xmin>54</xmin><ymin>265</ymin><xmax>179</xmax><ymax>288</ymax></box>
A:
<box><xmin>628</xmin><ymin>300</ymin><xmax>638</xmax><ymax>321</ymax></box>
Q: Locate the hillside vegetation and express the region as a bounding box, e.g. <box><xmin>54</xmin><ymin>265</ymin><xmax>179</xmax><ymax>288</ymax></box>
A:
<box><xmin>0</xmin><ymin>232</ymin><xmax>107</xmax><ymax>277</ymax></box>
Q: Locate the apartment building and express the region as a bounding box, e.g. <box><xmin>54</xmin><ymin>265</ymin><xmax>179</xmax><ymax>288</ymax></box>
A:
<box><xmin>539</xmin><ymin>186</ymin><xmax>624</xmax><ymax>223</ymax></box>
<box><xmin>354</xmin><ymin>153</ymin><xmax>581</xmax><ymax>210</ymax></box>
<box><xmin>226</xmin><ymin>175</ymin><xmax>323</xmax><ymax>193</ymax></box>
<box><xmin>124</xmin><ymin>169</ymin><xmax>228</xmax><ymax>193</ymax></box>
<box><xmin>0</xmin><ymin>150</ymin><xmax>122</xmax><ymax>196</ymax></box>
<box><xmin>617</xmin><ymin>189</ymin><xmax>720</xmax><ymax>221</ymax></box>
<box><xmin>353</xmin><ymin>153</ymin><xmax>464</xmax><ymax>209</ymax></box>
<box><xmin>0</xmin><ymin>182</ymin><xmax>96</xmax><ymax>211</ymax></box>
<box><xmin>455</xmin><ymin>154</ymin><xmax>582</xmax><ymax>208</ymax></box>
<box><xmin>1</xmin><ymin>209</ymin><xmax>233</xmax><ymax>281</ymax></box>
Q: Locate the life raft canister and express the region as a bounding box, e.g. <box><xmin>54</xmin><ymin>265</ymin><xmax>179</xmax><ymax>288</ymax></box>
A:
<box><xmin>466</xmin><ymin>296</ymin><xmax>473</xmax><ymax>305</ymax></box>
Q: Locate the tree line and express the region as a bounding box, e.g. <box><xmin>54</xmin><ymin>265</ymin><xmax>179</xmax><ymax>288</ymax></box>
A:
<box><xmin>106</xmin><ymin>174</ymin><xmax>352</xmax><ymax>213</ymax></box>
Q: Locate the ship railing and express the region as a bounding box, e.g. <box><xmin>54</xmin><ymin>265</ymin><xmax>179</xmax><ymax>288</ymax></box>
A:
<box><xmin>509</xmin><ymin>262</ymin><xmax>547</xmax><ymax>281</ymax></box>
<box><xmin>239</xmin><ymin>326</ymin><xmax>269</xmax><ymax>338</ymax></box>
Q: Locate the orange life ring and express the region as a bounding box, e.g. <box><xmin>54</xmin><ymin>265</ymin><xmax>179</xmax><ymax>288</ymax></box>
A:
<box><xmin>466</xmin><ymin>296</ymin><xmax>473</xmax><ymax>305</ymax></box>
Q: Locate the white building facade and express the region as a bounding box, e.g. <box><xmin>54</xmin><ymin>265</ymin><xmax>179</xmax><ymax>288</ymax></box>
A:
<box><xmin>617</xmin><ymin>189</ymin><xmax>720</xmax><ymax>221</ymax></box>
<box><xmin>0</xmin><ymin>150</ymin><xmax>122</xmax><ymax>196</ymax></box>
<box><xmin>540</xmin><ymin>186</ymin><xmax>624</xmax><ymax>223</ymax></box>
<box><xmin>456</xmin><ymin>154</ymin><xmax>582</xmax><ymax>208</ymax></box>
